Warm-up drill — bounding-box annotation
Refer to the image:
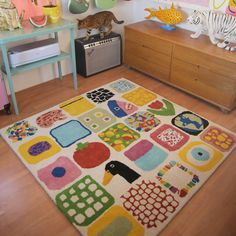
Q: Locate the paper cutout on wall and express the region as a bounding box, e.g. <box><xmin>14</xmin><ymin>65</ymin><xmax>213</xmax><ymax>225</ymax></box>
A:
<box><xmin>225</xmin><ymin>0</ymin><xmax>236</xmax><ymax>16</ymax></box>
<box><xmin>158</xmin><ymin>0</ymin><xmax>210</xmax><ymax>7</ymax></box>
<box><xmin>12</xmin><ymin>0</ymin><xmax>49</xmax><ymax>19</ymax></box>
<box><xmin>174</xmin><ymin>0</ymin><xmax>210</xmax><ymax>7</ymax></box>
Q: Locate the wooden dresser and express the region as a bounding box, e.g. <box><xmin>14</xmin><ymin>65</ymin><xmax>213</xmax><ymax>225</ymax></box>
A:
<box><xmin>124</xmin><ymin>20</ymin><xmax>236</xmax><ymax>112</ymax></box>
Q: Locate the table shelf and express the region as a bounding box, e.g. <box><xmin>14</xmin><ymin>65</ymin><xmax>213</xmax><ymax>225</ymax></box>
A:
<box><xmin>1</xmin><ymin>52</ymin><xmax>70</xmax><ymax>75</ymax></box>
<box><xmin>0</xmin><ymin>19</ymin><xmax>78</xmax><ymax>115</ymax></box>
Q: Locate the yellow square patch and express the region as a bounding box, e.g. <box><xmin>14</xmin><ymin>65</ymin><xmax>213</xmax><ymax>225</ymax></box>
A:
<box><xmin>59</xmin><ymin>96</ymin><xmax>95</xmax><ymax>116</ymax></box>
<box><xmin>88</xmin><ymin>205</ymin><xmax>144</xmax><ymax>236</ymax></box>
<box><xmin>122</xmin><ymin>87</ymin><xmax>157</xmax><ymax>106</ymax></box>
<box><xmin>179</xmin><ymin>141</ymin><xmax>223</xmax><ymax>172</ymax></box>
<box><xmin>18</xmin><ymin>136</ymin><xmax>61</xmax><ymax>164</ymax></box>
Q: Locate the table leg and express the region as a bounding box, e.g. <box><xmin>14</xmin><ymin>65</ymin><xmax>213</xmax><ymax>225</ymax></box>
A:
<box><xmin>1</xmin><ymin>45</ymin><xmax>19</xmax><ymax>115</ymax></box>
<box><xmin>54</xmin><ymin>32</ymin><xmax>62</xmax><ymax>80</ymax></box>
<box><xmin>69</xmin><ymin>28</ymin><xmax>78</xmax><ymax>90</ymax></box>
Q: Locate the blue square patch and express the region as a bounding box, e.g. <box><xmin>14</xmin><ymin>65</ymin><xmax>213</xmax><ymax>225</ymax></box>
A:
<box><xmin>50</xmin><ymin>120</ymin><xmax>91</xmax><ymax>148</ymax></box>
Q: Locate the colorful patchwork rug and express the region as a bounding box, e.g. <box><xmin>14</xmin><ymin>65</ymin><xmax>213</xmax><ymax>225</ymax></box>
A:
<box><xmin>1</xmin><ymin>78</ymin><xmax>236</xmax><ymax>236</ymax></box>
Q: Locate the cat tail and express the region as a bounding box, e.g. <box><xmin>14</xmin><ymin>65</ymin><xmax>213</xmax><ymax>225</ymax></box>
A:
<box><xmin>112</xmin><ymin>16</ymin><xmax>124</xmax><ymax>24</ymax></box>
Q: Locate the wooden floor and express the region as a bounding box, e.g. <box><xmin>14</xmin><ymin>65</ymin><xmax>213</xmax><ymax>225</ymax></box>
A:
<box><xmin>0</xmin><ymin>66</ymin><xmax>236</xmax><ymax>236</ymax></box>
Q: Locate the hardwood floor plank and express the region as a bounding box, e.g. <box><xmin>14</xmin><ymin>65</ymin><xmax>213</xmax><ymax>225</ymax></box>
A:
<box><xmin>0</xmin><ymin>66</ymin><xmax>235</xmax><ymax>236</ymax></box>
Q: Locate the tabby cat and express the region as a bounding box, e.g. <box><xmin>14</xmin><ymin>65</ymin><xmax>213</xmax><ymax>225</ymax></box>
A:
<box><xmin>187</xmin><ymin>10</ymin><xmax>236</xmax><ymax>51</ymax></box>
<box><xmin>77</xmin><ymin>11</ymin><xmax>124</xmax><ymax>40</ymax></box>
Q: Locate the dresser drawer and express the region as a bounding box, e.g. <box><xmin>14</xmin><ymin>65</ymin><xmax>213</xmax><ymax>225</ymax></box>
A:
<box><xmin>125</xmin><ymin>39</ymin><xmax>171</xmax><ymax>81</ymax></box>
<box><xmin>125</xmin><ymin>27</ymin><xmax>172</xmax><ymax>56</ymax></box>
<box><xmin>173</xmin><ymin>45</ymin><xmax>236</xmax><ymax>78</ymax></box>
<box><xmin>171</xmin><ymin>58</ymin><xmax>236</xmax><ymax>108</ymax></box>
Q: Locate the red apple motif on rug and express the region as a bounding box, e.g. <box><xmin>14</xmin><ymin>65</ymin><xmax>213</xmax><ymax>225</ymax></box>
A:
<box><xmin>73</xmin><ymin>142</ymin><xmax>110</xmax><ymax>168</ymax></box>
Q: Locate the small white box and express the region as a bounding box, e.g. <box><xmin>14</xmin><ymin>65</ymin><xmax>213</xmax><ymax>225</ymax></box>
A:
<box><xmin>8</xmin><ymin>38</ymin><xmax>60</xmax><ymax>68</ymax></box>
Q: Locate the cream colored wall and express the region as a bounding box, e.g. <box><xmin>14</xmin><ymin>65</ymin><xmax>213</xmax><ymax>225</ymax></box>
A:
<box><xmin>2</xmin><ymin>0</ymin><xmax>135</xmax><ymax>93</ymax></box>
<box><xmin>2</xmin><ymin>0</ymin><xmax>220</xmax><ymax>93</ymax></box>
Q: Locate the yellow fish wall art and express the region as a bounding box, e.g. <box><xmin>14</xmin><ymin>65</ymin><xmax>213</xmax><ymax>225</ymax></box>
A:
<box><xmin>144</xmin><ymin>3</ymin><xmax>185</xmax><ymax>30</ymax></box>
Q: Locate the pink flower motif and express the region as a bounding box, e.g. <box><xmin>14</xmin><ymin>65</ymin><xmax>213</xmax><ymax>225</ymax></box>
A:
<box><xmin>38</xmin><ymin>156</ymin><xmax>81</xmax><ymax>190</ymax></box>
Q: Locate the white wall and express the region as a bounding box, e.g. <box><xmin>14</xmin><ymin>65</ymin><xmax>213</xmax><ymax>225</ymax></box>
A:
<box><xmin>2</xmin><ymin>0</ymin><xmax>220</xmax><ymax>93</ymax></box>
<box><xmin>2</xmin><ymin>0</ymin><xmax>135</xmax><ymax>93</ymax></box>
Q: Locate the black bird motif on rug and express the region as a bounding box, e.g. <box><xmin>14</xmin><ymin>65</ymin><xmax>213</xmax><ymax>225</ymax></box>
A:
<box><xmin>102</xmin><ymin>160</ymin><xmax>141</xmax><ymax>185</ymax></box>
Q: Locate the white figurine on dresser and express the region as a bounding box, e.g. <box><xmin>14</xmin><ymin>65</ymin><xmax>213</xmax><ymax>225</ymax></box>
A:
<box><xmin>187</xmin><ymin>10</ymin><xmax>236</xmax><ymax>52</ymax></box>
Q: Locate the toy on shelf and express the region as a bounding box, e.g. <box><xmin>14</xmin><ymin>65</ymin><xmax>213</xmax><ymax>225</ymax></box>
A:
<box><xmin>68</xmin><ymin>0</ymin><xmax>89</xmax><ymax>14</ymax></box>
<box><xmin>12</xmin><ymin>0</ymin><xmax>48</xmax><ymax>20</ymax></box>
<box><xmin>187</xmin><ymin>10</ymin><xmax>236</xmax><ymax>51</ymax></box>
<box><xmin>0</xmin><ymin>0</ymin><xmax>23</xmax><ymax>31</ymax></box>
<box><xmin>144</xmin><ymin>3</ymin><xmax>185</xmax><ymax>30</ymax></box>
<box><xmin>42</xmin><ymin>0</ymin><xmax>61</xmax><ymax>24</ymax></box>
<box><xmin>29</xmin><ymin>15</ymin><xmax>48</xmax><ymax>27</ymax></box>
<box><xmin>77</xmin><ymin>11</ymin><xmax>124</xmax><ymax>40</ymax></box>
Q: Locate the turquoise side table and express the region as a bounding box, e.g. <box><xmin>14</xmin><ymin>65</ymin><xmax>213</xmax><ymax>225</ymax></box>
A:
<box><xmin>0</xmin><ymin>19</ymin><xmax>78</xmax><ymax>115</ymax></box>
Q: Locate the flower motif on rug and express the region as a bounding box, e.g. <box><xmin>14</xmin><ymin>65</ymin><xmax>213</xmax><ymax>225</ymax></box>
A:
<box><xmin>148</xmin><ymin>99</ymin><xmax>176</xmax><ymax>116</ymax></box>
<box><xmin>78</xmin><ymin>108</ymin><xmax>116</xmax><ymax>133</ymax></box>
